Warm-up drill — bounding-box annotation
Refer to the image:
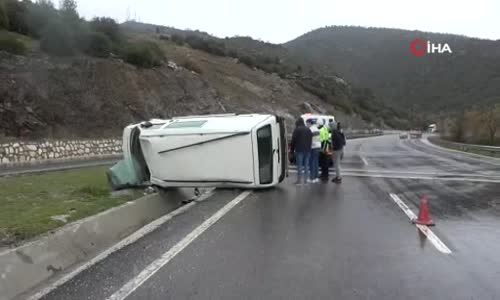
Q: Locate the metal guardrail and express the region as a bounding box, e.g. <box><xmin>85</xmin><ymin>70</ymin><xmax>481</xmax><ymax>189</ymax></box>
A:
<box><xmin>428</xmin><ymin>137</ymin><xmax>500</xmax><ymax>157</ymax></box>
<box><xmin>345</xmin><ymin>132</ymin><xmax>384</xmax><ymax>139</ymax></box>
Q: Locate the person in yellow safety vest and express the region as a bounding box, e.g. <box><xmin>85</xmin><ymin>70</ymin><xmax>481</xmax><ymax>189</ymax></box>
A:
<box><xmin>318</xmin><ymin>119</ymin><xmax>331</xmax><ymax>180</ymax></box>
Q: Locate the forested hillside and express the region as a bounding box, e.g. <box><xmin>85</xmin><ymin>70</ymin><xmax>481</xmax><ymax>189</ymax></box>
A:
<box><xmin>285</xmin><ymin>26</ymin><xmax>500</xmax><ymax>117</ymax></box>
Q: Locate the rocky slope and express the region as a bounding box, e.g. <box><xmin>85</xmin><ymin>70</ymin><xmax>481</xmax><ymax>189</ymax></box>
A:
<box><xmin>0</xmin><ymin>39</ymin><xmax>368</xmax><ymax>139</ymax></box>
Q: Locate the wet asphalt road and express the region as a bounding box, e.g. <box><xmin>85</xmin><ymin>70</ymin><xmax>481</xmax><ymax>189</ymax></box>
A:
<box><xmin>37</xmin><ymin>135</ymin><xmax>500</xmax><ymax>300</ymax></box>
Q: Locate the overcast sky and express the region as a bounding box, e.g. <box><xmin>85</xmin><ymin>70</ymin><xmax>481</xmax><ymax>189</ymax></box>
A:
<box><xmin>77</xmin><ymin>0</ymin><xmax>500</xmax><ymax>43</ymax></box>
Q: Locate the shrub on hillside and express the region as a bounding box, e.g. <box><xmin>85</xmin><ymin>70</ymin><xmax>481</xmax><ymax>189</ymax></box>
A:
<box><xmin>81</xmin><ymin>32</ymin><xmax>112</xmax><ymax>58</ymax></box>
<box><xmin>227</xmin><ymin>49</ymin><xmax>238</xmax><ymax>58</ymax></box>
<box><xmin>181</xmin><ymin>59</ymin><xmax>202</xmax><ymax>74</ymax></box>
<box><xmin>185</xmin><ymin>35</ymin><xmax>226</xmax><ymax>56</ymax></box>
<box><xmin>256</xmin><ymin>55</ymin><xmax>273</xmax><ymax>65</ymax></box>
<box><xmin>123</xmin><ymin>42</ymin><xmax>164</xmax><ymax>68</ymax></box>
<box><xmin>238</xmin><ymin>55</ymin><xmax>255</xmax><ymax>68</ymax></box>
<box><xmin>171</xmin><ymin>34</ymin><xmax>184</xmax><ymax>45</ymax></box>
<box><xmin>40</xmin><ymin>21</ymin><xmax>75</xmax><ymax>56</ymax></box>
<box><xmin>158</xmin><ymin>35</ymin><xmax>169</xmax><ymax>41</ymax></box>
<box><xmin>0</xmin><ymin>35</ymin><xmax>27</xmax><ymax>55</ymax></box>
<box><xmin>89</xmin><ymin>17</ymin><xmax>122</xmax><ymax>43</ymax></box>
<box><xmin>207</xmin><ymin>42</ymin><xmax>226</xmax><ymax>56</ymax></box>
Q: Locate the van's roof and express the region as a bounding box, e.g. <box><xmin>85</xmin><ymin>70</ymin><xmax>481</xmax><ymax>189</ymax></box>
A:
<box><xmin>140</xmin><ymin>114</ymin><xmax>274</xmax><ymax>136</ymax></box>
<box><xmin>301</xmin><ymin>114</ymin><xmax>335</xmax><ymax>125</ymax></box>
<box><xmin>301</xmin><ymin>113</ymin><xmax>335</xmax><ymax>120</ymax></box>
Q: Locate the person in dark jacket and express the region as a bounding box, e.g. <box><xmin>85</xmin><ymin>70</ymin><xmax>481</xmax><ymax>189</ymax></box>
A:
<box><xmin>290</xmin><ymin>118</ymin><xmax>313</xmax><ymax>185</ymax></box>
<box><xmin>331</xmin><ymin>122</ymin><xmax>346</xmax><ymax>183</ymax></box>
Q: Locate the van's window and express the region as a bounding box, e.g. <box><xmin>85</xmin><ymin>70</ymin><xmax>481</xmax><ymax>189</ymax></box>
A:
<box><xmin>148</xmin><ymin>124</ymin><xmax>165</xmax><ymax>130</ymax></box>
<box><xmin>165</xmin><ymin>121</ymin><xmax>207</xmax><ymax>128</ymax></box>
<box><xmin>257</xmin><ymin>125</ymin><xmax>273</xmax><ymax>184</ymax></box>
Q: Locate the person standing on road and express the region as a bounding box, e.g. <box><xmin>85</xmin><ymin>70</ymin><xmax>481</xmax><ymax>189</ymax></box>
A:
<box><xmin>319</xmin><ymin>120</ymin><xmax>331</xmax><ymax>181</ymax></box>
<box><xmin>329</xmin><ymin>119</ymin><xmax>335</xmax><ymax>132</ymax></box>
<box><xmin>306</xmin><ymin>119</ymin><xmax>321</xmax><ymax>183</ymax></box>
<box><xmin>331</xmin><ymin>122</ymin><xmax>346</xmax><ymax>183</ymax></box>
<box><xmin>290</xmin><ymin>118</ymin><xmax>312</xmax><ymax>185</ymax></box>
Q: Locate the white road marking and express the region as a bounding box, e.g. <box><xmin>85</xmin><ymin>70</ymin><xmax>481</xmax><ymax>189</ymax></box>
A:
<box><xmin>290</xmin><ymin>166</ymin><xmax>500</xmax><ymax>179</ymax></box>
<box><xmin>106</xmin><ymin>190</ymin><xmax>252</xmax><ymax>300</ymax></box>
<box><xmin>287</xmin><ymin>169</ymin><xmax>500</xmax><ymax>183</ymax></box>
<box><xmin>27</xmin><ymin>189</ymin><xmax>216</xmax><ymax>300</ymax></box>
<box><xmin>388</xmin><ymin>193</ymin><xmax>416</xmax><ymax>220</ymax></box>
<box><xmin>361</xmin><ymin>157</ymin><xmax>369</xmax><ymax>166</ymax></box>
<box><xmin>389</xmin><ymin>193</ymin><xmax>452</xmax><ymax>254</ymax></box>
<box><xmin>341</xmin><ymin>168</ymin><xmax>500</xmax><ymax>178</ymax></box>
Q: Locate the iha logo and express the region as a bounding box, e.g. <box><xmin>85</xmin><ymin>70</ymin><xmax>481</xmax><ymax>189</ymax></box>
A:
<box><xmin>410</xmin><ymin>38</ymin><xmax>452</xmax><ymax>56</ymax></box>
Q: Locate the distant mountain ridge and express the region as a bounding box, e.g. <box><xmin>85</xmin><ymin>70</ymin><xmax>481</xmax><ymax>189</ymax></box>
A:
<box><xmin>284</xmin><ymin>26</ymin><xmax>500</xmax><ymax>119</ymax></box>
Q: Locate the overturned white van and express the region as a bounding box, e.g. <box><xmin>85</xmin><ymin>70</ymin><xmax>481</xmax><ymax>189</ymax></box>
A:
<box><xmin>108</xmin><ymin>114</ymin><xmax>288</xmax><ymax>190</ymax></box>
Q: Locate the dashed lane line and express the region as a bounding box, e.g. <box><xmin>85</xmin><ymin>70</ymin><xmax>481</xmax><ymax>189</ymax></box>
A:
<box><xmin>287</xmin><ymin>169</ymin><xmax>500</xmax><ymax>183</ymax></box>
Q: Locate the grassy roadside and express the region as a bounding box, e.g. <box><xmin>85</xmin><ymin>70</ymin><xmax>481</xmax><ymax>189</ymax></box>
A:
<box><xmin>428</xmin><ymin>137</ymin><xmax>500</xmax><ymax>158</ymax></box>
<box><xmin>0</xmin><ymin>166</ymin><xmax>142</xmax><ymax>247</ymax></box>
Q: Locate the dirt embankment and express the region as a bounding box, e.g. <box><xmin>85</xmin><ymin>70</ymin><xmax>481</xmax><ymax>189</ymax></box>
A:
<box><xmin>0</xmin><ymin>42</ymin><xmax>367</xmax><ymax>139</ymax></box>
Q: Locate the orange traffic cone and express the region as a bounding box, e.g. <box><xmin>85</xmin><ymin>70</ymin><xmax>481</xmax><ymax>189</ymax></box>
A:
<box><xmin>413</xmin><ymin>194</ymin><xmax>435</xmax><ymax>226</ymax></box>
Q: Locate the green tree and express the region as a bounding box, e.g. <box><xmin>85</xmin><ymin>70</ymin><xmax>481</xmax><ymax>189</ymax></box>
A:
<box><xmin>4</xmin><ymin>0</ymin><xmax>29</xmax><ymax>34</ymax></box>
<box><xmin>59</xmin><ymin>0</ymin><xmax>77</xmax><ymax>17</ymax></box>
<box><xmin>26</xmin><ymin>0</ymin><xmax>57</xmax><ymax>38</ymax></box>
<box><xmin>0</xmin><ymin>0</ymin><xmax>9</xmax><ymax>29</ymax></box>
<box><xmin>483</xmin><ymin>104</ymin><xmax>500</xmax><ymax>145</ymax></box>
<box><xmin>451</xmin><ymin>111</ymin><xmax>466</xmax><ymax>142</ymax></box>
<box><xmin>59</xmin><ymin>0</ymin><xmax>79</xmax><ymax>30</ymax></box>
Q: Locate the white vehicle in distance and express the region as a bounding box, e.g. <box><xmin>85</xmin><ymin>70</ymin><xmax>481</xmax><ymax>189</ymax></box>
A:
<box><xmin>428</xmin><ymin>124</ymin><xmax>437</xmax><ymax>133</ymax></box>
<box><xmin>409</xmin><ymin>130</ymin><xmax>423</xmax><ymax>139</ymax></box>
<box><xmin>301</xmin><ymin>113</ymin><xmax>336</xmax><ymax>128</ymax></box>
<box><xmin>108</xmin><ymin>113</ymin><xmax>288</xmax><ymax>190</ymax></box>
